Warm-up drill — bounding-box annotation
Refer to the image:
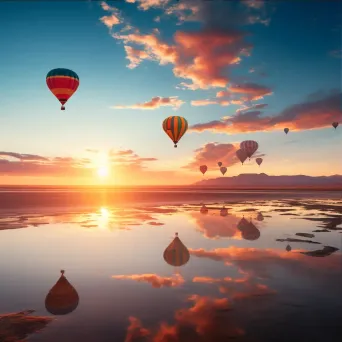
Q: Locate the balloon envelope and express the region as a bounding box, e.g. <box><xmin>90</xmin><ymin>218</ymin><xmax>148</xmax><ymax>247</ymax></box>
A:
<box><xmin>46</xmin><ymin>68</ymin><xmax>79</xmax><ymax>110</ymax></box>
<box><xmin>199</xmin><ymin>165</ymin><xmax>208</xmax><ymax>175</ymax></box>
<box><xmin>240</xmin><ymin>140</ymin><xmax>258</xmax><ymax>159</ymax></box>
<box><xmin>218</xmin><ymin>162</ymin><xmax>222</xmax><ymax>167</ymax></box>
<box><xmin>332</xmin><ymin>122</ymin><xmax>339</xmax><ymax>129</ymax></box>
<box><xmin>220</xmin><ymin>166</ymin><xmax>227</xmax><ymax>175</ymax></box>
<box><xmin>45</xmin><ymin>270</ymin><xmax>79</xmax><ymax>315</ymax></box>
<box><xmin>162</xmin><ymin>116</ymin><xmax>188</xmax><ymax>148</ymax></box>
<box><xmin>286</xmin><ymin>245</ymin><xmax>292</xmax><ymax>252</ymax></box>
<box><xmin>256</xmin><ymin>157</ymin><xmax>263</xmax><ymax>166</ymax></box>
<box><xmin>284</xmin><ymin>128</ymin><xmax>289</xmax><ymax>134</ymax></box>
<box><xmin>163</xmin><ymin>233</ymin><xmax>190</xmax><ymax>267</ymax></box>
<box><xmin>236</xmin><ymin>149</ymin><xmax>248</xmax><ymax>165</ymax></box>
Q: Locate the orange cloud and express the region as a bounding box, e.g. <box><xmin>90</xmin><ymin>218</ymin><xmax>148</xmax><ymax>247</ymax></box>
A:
<box><xmin>124</xmin><ymin>46</ymin><xmax>151</xmax><ymax>68</ymax></box>
<box><xmin>183</xmin><ymin>142</ymin><xmax>240</xmax><ymax>170</ymax></box>
<box><xmin>125</xmin><ymin>316</ymin><xmax>150</xmax><ymax>342</ymax></box>
<box><xmin>190</xmin><ymin>91</ymin><xmax>341</xmax><ymax>133</ymax></box>
<box><xmin>193</xmin><ymin>275</ymin><xmax>276</xmax><ymax>298</ymax></box>
<box><xmin>190</xmin><ymin>99</ymin><xmax>232</xmax><ymax>107</ymax></box>
<box><xmin>189</xmin><ymin>246</ymin><xmax>342</xmax><ymax>280</ymax></box>
<box><xmin>188</xmin><ymin>210</ymin><xmax>242</xmax><ymax>239</ymax></box>
<box><xmin>100</xmin><ymin>2</ymin><xmax>122</xmax><ymax>29</ymax></box>
<box><xmin>112</xmin><ymin>28</ymin><xmax>250</xmax><ymax>90</ymax></box>
<box><xmin>0</xmin><ymin>148</ymin><xmax>158</xmax><ymax>178</ymax></box>
<box><xmin>217</xmin><ymin>82</ymin><xmax>273</xmax><ymax>101</ymax></box>
<box><xmin>235</xmin><ymin>103</ymin><xmax>268</xmax><ymax>113</ymax></box>
<box><xmin>112</xmin><ymin>274</ymin><xmax>185</xmax><ymax>288</ymax></box>
<box><xmin>126</xmin><ymin>0</ymin><xmax>170</xmax><ymax>11</ymax></box>
<box><xmin>124</xmin><ymin>295</ymin><xmax>245</xmax><ymax>342</ymax></box>
<box><xmin>113</xmin><ymin>96</ymin><xmax>184</xmax><ymax>110</ymax></box>
<box><xmin>190</xmin><ymin>99</ymin><xmax>219</xmax><ymax>107</ymax></box>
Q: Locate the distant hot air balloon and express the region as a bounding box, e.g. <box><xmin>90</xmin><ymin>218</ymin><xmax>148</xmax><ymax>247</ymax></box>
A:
<box><xmin>46</xmin><ymin>68</ymin><xmax>79</xmax><ymax>110</ymax></box>
<box><xmin>256</xmin><ymin>212</ymin><xmax>264</xmax><ymax>222</ymax></box>
<box><xmin>45</xmin><ymin>270</ymin><xmax>79</xmax><ymax>315</ymax></box>
<box><xmin>240</xmin><ymin>140</ymin><xmax>258</xmax><ymax>160</ymax></box>
<box><xmin>220</xmin><ymin>206</ymin><xmax>228</xmax><ymax>217</ymax></box>
<box><xmin>220</xmin><ymin>166</ymin><xmax>227</xmax><ymax>176</ymax></box>
<box><xmin>200</xmin><ymin>165</ymin><xmax>208</xmax><ymax>175</ymax></box>
<box><xmin>163</xmin><ymin>233</ymin><xmax>190</xmax><ymax>267</ymax></box>
<box><xmin>218</xmin><ymin>162</ymin><xmax>222</xmax><ymax>167</ymax></box>
<box><xmin>162</xmin><ymin>116</ymin><xmax>188</xmax><ymax>148</ymax></box>
<box><xmin>200</xmin><ymin>204</ymin><xmax>208</xmax><ymax>214</ymax></box>
<box><xmin>256</xmin><ymin>158</ymin><xmax>263</xmax><ymax>166</ymax></box>
<box><xmin>236</xmin><ymin>149</ymin><xmax>248</xmax><ymax>165</ymax></box>
<box><xmin>286</xmin><ymin>244</ymin><xmax>292</xmax><ymax>252</ymax></box>
<box><xmin>284</xmin><ymin>128</ymin><xmax>289</xmax><ymax>134</ymax></box>
<box><xmin>332</xmin><ymin>122</ymin><xmax>339</xmax><ymax>129</ymax></box>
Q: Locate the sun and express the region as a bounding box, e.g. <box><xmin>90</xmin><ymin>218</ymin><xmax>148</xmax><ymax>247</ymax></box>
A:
<box><xmin>97</xmin><ymin>166</ymin><xmax>109</xmax><ymax>178</ymax></box>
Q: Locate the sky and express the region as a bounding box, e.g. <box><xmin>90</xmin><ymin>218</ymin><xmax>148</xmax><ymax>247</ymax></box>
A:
<box><xmin>0</xmin><ymin>0</ymin><xmax>341</xmax><ymax>185</ymax></box>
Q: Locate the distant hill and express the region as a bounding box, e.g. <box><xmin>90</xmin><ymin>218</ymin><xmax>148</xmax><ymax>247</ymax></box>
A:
<box><xmin>192</xmin><ymin>173</ymin><xmax>342</xmax><ymax>189</ymax></box>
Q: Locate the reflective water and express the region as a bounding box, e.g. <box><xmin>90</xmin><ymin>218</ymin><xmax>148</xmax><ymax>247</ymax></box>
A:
<box><xmin>0</xmin><ymin>190</ymin><xmax>341</xmax><ymax>342</ymax></box>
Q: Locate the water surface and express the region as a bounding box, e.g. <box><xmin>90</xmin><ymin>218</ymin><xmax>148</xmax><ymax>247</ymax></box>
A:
<box><xmin>0</xmin><ymin>190</ymin><xmax>341</xmax><ymax>342</ymax></box>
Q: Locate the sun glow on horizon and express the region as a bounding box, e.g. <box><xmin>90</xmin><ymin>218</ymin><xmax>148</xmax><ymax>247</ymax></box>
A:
<box><xmin>97</xmin><ymin>166</ymin><xmax>109</xmax><ymax>178</ymax></box>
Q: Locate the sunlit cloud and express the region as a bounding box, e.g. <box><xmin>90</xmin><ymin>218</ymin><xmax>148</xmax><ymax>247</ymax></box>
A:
<box><xmin>190</xmin><ymin>91</ymin><xmax>341</xmax><ymax>133</ymax></box>
<box><xmin>112</xmin><ymin>273</ymin><xmax>185</xmax><ymax>288</ymax></box>
<box><xmin>112</xmin><ymin>96</ymin><xmax>184</xmax><ymax>110</ymax></box>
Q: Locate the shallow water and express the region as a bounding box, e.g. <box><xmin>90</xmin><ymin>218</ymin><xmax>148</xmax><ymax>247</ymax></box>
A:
<box><xmin>0</xmin><ymin>190</ymin><xmax>341</xmax><ymax>342</ymax></box>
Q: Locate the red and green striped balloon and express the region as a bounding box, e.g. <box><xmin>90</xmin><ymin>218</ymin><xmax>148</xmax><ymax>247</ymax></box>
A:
<box><xmin>162</xmin><ymin>116</ymin><xmax>188</xmax><ymax>148</ymax></box>
<box><xmin>46</xmin><ymin>68</ymin><xmax>79</xmax><ymax>110</ymax></box>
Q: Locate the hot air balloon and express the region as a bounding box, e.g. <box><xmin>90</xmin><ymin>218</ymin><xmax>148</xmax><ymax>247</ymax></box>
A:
<box><xmin>220</xmin><ymin>206</ymin><xmax>228</xmax><ymax>217</ymax></box>
<box><xmin>220</xmin><ymin>166</ymin><xmax>227</xmax><ymax>175</ymax></box>
<box><xmin>256</xmin><ymin>158</ymin><xmax>263</xmax><ymax>166</ymax></box>
<box><xmin>284</xmin><ymin>128</ymin><xmax>289</xmax><ymax>134</ymax></box>
<box><xmin>236</xmin><ymin>149</ymin><xmax>248</xmax><ymax>165</ymax></box>
<box><xmin>332</xmin><ymin>122</ymin><xmax>339</xmax><ymax>129</ymax></box>
<box><xmin>162</xmin><ymin>116</ymin><xmax>188</xmax><ymax>148</ymax></box>
<box><xmin>46</xmin><ymin>69</ymin><xmax>79</xmax><ymax>110</ymax></box>
<box><xmin>240</xmin><ymin>140</ymin><xmax>258</xmax><ymax>160</ymax></box>
<box><xmin>286</xmin><ymin>244</ymin><xmax>292</xmax><ymax>252</ymax></box>
<box><xmin>256</xmin><ymin>212</ymin><xmax>264</xmax><ymax>222</ymax></box>
<box><xmin>200</xmin><ymin>165</ymin><xmax>208</xmax><ymax>175</ymax></box>
<box><xmin>45</xmin><ymin>270</ymin><xmax>79</xmax><ymax>315</ymax></box>
<box><xmin>218</xmin><ymin>162</ymin><xmax>222</xmax><ymax>167</ymax></box>
<box><xmin>200</xmin><ymin>204</ymin><xmax>208</xmax><ymax>214</ymax></box>
<box><xmin>241</xmin><ymin>220</ymin><xmax>260</xmax><ymax>241</ymax></box>
<box><xmin>163</xmin><ymin>233</ymin><xmax>190</xmax><ymax>267</ymax></box>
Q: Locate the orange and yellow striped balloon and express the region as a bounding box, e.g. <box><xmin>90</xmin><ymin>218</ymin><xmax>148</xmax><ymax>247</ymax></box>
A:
<box><xmin>46</xmin><ymin>68</ymin><xmax>79</xmax><ymax>110</ymax></box>
<box><xmin>162</xmin><ymin>116</ymin><xmax>188</xmax><ymax>148</ymax></box>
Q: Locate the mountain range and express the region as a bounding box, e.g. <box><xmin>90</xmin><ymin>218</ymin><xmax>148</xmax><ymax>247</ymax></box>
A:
<box><xmin>192</xmin><ymin>173</ymin><xmax>342</xmax><ymax>189</ymax></box>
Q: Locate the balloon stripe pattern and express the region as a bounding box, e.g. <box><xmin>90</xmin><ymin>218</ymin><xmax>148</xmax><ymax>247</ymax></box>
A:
<box><xmin>162</xmin><ymin>116</ymin><xmax>188</xmax><ymax>147</ymax></box>
<box><xmin>163</xmin><ymin>233</ymin><xmax>190</xmax><ymax>267</ymax></box>
<box><xmin>240</xmin><ymin>140</ymin><xmax>258</xmax><ymax>159</ymax></box>
<box><xmin>46</xmin><ymin>68</ymin><xmax>79</xmax><ymax>110</ymax></box>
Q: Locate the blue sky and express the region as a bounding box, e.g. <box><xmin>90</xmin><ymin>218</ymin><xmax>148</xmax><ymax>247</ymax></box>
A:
<box><xmin>0</xmin><ymin>0</ymin><xmax>341</xmax><ymax>184</ymax></box>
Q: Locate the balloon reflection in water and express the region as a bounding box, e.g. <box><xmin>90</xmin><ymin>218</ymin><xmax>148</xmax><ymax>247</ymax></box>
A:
<box><xmin>256</xmin><ymin>212</ymin><xmax>264</xmax><ymax>221</ymax></box>
<box><xmin>237</xmin><ymin>217</ymin><xmax>261</xmax><ymax>241</ymax></box>
<box><xmin>45</xmin><ymin>270</ymin><xmax>79</xmax><ymax>315</ymax></box>
<box><xmin>163</xmin><ymin>233</ymin><xmax>190</xmax><ymax>267</ymax></box>
<box><xmin>220</xmin><ymin>206</ymin><xmax>228</xmax><ymax>217</ymax></box>
<box><xmin>200</xmin><ymin>204</ymin><xmax>208</xmax><ymax>214</ymax></box>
